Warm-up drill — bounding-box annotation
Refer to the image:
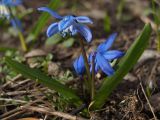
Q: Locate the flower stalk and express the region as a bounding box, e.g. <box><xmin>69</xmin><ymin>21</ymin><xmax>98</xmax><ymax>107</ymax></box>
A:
<box><xmin>79</xmin><ymin>38</ymin><xmax>92</xmax><ymax>92</ymax></box>
<box><xmin>91</xmin><ymin>54</ymin><xmax>95</xmax><ymax>100</ymax></box>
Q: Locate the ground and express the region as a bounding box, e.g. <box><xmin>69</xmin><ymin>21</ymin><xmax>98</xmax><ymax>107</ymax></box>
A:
<box><xmin>0</xmin><ymin>0</ymin><xmax>160</xmax><ymax>120</ymax></box>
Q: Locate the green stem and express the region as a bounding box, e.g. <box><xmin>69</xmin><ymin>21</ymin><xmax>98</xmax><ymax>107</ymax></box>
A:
<box><xmin>152</xmin><ymin>0</ymin><xmax>160</xmax><ymax>51</ymax></box>
<box><xmin>78</xmin><ymin>39</ymin><xmax>92</xmax><ymax>92</ymax></box>
<box><xmin>18</xmin><ymin>31</ymin><xmax>27</xmax><ymax>52</ymax></box>
<box><xmin>91</xmin><ymin>55</ymin><xmax>95</xmax><ymax>100</ymax></box>
<box><xmin>9</xmin><ymin>8</ymin><xmax>27</xmax><ymax>52</ymax></box>
<box><xmin>157</xmin><ymin>33</ymin><xmax>160</xmax><ymax>51</ymax></box>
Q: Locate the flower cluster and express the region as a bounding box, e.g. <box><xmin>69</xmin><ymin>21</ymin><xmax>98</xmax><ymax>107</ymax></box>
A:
<box><xmin>38</xmin><ymin>7</ymin><xmax>93</xmax><ymax>42</ymax></box>
<box><xmin>38</xmin><ymin>7</ymin><xmax>125</xmax><ymax>77</ymax></box>
<box><xmin>74</xmin><ymin>33</ymin><xmax>124</xmax><ymax>76</ymax></box>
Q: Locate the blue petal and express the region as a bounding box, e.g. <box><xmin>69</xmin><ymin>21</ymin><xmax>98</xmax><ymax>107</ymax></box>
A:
<box><xmin>38</xmin><ymin>7</ymin><xmax>63</xmax><ymax>19</ymax></box>
<box><xmin>95</xmin><ymin>63</ymin><xmax>100</xmax><ymax>73</ymax></box>
<box><xmin>10</xmin><ymin>17</ymin><xmax>23</xmax><ymax>31</ymax></box>
<box><xmin>74</xmin><ymin>24</ymin><xmax>92</xmax><ymax>42</ymax></box>
<box><xmin>75</xmin><ymin>16</ymin><xmax>93</xmax><ymax>24</ymax></box>
<box><xmin>70</xmin><ymin>25</ymin><xmax>77</xmax><ymax>36</ymax></box>
<box><xmin>73</xmin><ymin>55</ymin><xmax>85</xmax><ymax>75</ymax></box>
<box><xmin>88</xmin><ymin>52</ymin><xmax>99</xmax><ymax>73</ymax></box>
<box><xmin>88</xmin><ymin>53</ymin><xmax>94</xmax><ymax>72</ymax></box>
<box><xmin>103</xmin><ymin>50</ymin><xmax>124</xmax><ymax>61</ymax></box>
<box><xmin>58</xmin><ymin>16</ymin><xmax>75</xmax><ymax>31</ymax></box>
<box><xmin>2</xmin><ymin>0</ymin><xmax>22</xmax><ymax>6</ymax></box>
<box><xmin>96</xmin><ymin>52</ymin><xmax>114</xmax><ymax>76</ymax></box>
<box><xmin>97</xmin><ymin>33</ymin><xmax>117</xmax><ymax>53</ymax></box>
<box><xmin>47</xmin><ymin>22</ymin><xmax>59</xmax><ymax>37</ymax></box>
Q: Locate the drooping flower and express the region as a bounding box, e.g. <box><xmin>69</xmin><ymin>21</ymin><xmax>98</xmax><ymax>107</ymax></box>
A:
<box><xmin>38</xmin><ymin>7</ymin><xmax>93</xmax><ymax>42</ymax></box>
<box><xmin>73</xmin><ymin>55</ymin><xmax>85</xmax><ymax>76</ymax></box>
<box><xmin>0</xmin><ymin>0</ymin><xmax>22</xmax><ymax>19</ymax></box>
<box><xmin>89</xmin><ymin>33</ymin><xmax>124</xmax><ymax>76</ymax></box>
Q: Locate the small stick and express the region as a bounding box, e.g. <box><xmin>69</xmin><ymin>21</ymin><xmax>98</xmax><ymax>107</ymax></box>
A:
<box><xmin>140</xmin><ymin>81</ymin><xmax>157</xmax><ymax>120</ymax></box>
<box><xmin>1</xmin><ymin>111</ymin><xmax>24</xmax><ymax>120</ymax></box>
<box><xmin>21</xmin><ymin>106</ymin><xmax>88</xmax><ymax>120</ymax></box>
<box><xmin>0</xmin><ymin>108</ymin><xmax>21</xmax><ymax>118</ymax></box>
<box><xmin>2</xmin><ymin>74</ymin><xmax>22</xmax><ymax>88</ymax></box>
<box><xmin>0</xmin><ymin>87</ymin><xmax>47</xmax><ymax>96</ymax></box>
<box><xmin>0</xmin><ymin>97</ymin><xmax>46</xmax><ymax>119</ymax></box>
<box><xmin>11</xmin><ymin>79</ymin><xmax>31</xmax><ymax>88</ymax></box>
<box><xmin>0</xmin><ymin>98</ymin><xmax>27</xmax><ymax>103</ymax></box>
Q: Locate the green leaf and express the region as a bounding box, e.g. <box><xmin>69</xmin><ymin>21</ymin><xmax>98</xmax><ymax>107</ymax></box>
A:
<box><xmin>5</xmin><ymin>57</ymin><xmax>82</xmax><ymax>106</ymax></box>
<box><xmin>0</xmin><ymin>47</ymin><xmax>17</xmax><ymax>52</ymax></box>
<box><xmin>62</xmin><ymin>38</ymin><xmax>75</xmax><ymax>48</ymax></box>
<box><xmin>45</xmin><ymin>34</ymin><xmax>63</xmax><ymax>46</ymax></box>
<box><xmin>27</xmin><ymin>0</ymin><xmax>60</xmax><ymax>42</ymax></box>
<box><xmin>92</xmin><ymin>23</ymin><xmax>152</xmax><ymax>110</ymax></box>
<box><xmin>104</xmin><ymin>13</ymin><xmax>111</xmax><ymax>33</ymax></box>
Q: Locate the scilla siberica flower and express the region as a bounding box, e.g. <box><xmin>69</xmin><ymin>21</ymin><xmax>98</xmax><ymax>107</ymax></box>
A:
<box><xmin>73</xmin><ymin>55</ymin><xmax>85</xmax><ymax>76</ymax></box>
<box><xmin>38</xmin><ymin>7</ymin><xmax>93</xmax><ymax>42</ymax></box>
<box><xmin>0</xmin><ymin>0</ymin><xmax>22</xmax><ymax>19</ymax></box>
<box><xmin>89</xmin><ymin>33</ymin><xmax>124</xmax><ymax>76</ymax></box>
<box><xmin>0</xmin><ymin>0</ymin><xmax>23</xmax><ymax>30</ymax></box>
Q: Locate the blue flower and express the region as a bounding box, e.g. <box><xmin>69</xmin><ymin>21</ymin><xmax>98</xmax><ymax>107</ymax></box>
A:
<box><xmin>0</xmin><ymin>0</ymin><xmax>22</xmax><ymax>19</ymax></box>
<box><xmin>73</xmin><ymin>55</ymin><xmax>85</xmax><ymax>76</ymax></box>
<box><xmin>38</xmin><ymin>7</ymin><xmax>93</xmax><ymax>42</ymax></box>
<box><xmin>89</xmin><ymin>33</ymin><xmax>124</xmax><ymax>76</ymax></box>
<box><xmin>10</xmin><ymin>17</ymin><xmax>22</xmax><ymax>31</ymax></box>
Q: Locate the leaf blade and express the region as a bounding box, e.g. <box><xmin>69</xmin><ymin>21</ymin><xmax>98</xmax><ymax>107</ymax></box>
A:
<box><xmin>5</xmin><ymin>57</ymin><xmax>82</xmax><ymax>105</ymax></box>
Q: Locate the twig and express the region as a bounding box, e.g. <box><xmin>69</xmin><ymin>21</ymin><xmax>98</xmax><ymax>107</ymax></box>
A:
<box><xmin>0</xmin><ymin>97</ymin><xmax>46</xmax><ymax>119</ymax></box>
<box><xmin>0</xmin><ymin>107</ymin><xmax>21</xmax><ymax>118</ymax></box>
<box><xmin>0</xmin><ymin>87</ymin><xmax>47</xmax><ymax>96</ymax></box>
<box><xmin>21</xmin><ymin>106</ymin><xmax>88</xmax><ymax>120</ymax></box>
<box><xmin>0</xmin><ymin>98</ymin><xmax>27</xmax><ymax>103</ymax></box>
<box><xmin>2</xmin><ymin>74</ymin><xmax>22</xmax><ymax>88</ymax></box>
<box><xmin>147</xmin><ymin>61</ymin><xmax>158</xmax><ymax>90</ymax></box>
<box><xmin>11</xmin><ymin>79</ymin><xmax>31</xmax><ymax>88</ymax></box>
<box><xmin>2</xmin><ymin>111</ymin><xmax>25</xmax><ymax>120</ymax></box>
<box><xmin>139</xmin><ymin>82</ymin><xmax>157</xmax><ymax>120</ymax></box>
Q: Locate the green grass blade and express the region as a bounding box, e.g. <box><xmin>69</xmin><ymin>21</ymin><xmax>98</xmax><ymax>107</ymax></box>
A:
<box><xmin>5</xmin><ymin>57</ymin><xmax>82</xmax><ymax>105</ymax></box>
<box><xmin>27</xmin><ymin>0</ymin><xmax>60</xmax><ymax>41</ymax></box>
<box><xmin>92</xmin><ymin>23</ymin><xmax>152</xmax><ymax>110</ymax></box>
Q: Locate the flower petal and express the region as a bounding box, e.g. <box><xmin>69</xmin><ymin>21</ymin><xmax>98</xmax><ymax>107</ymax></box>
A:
<box><xmin>97</xmin><ymin>33</ymin><xmax>117</xmax><ymax>52</ymax></box>
<box><xmin>58</xmin><ymin>16</ymin><xmax>75</xmax><ymax>31</ymax></box>
<box><xmin>74</xmin><ymin>24</ymin><xmax>92</xmax><ymax>42</ymax></box>
<box><xmin>103</xmin><ymin>50</ymin><xmax>124</xmax><ymax>61</ymax></box>
<box><xmin>47</xmin><ymin>22</ymin><xmax>59</xmax><ymax>37</ymax></box>
<box><xmin>73</xmin><ymin>55</ymin><xmax>85</xmax><ymax>75</ymax></box>
<box><xmin>38</xmin><ymin>7</ymin><xmax>63</xmax><ymax>19</ymax></box>
<box><xmin>96</xmin><ymin>52</ymin><xmax>114</xmax><ymax>76</ymax></box>
<box><xmin>70</xmin><ymin>25</ymin><xmax>77</xmax><ymax>36</ymax></box>
<box><xmin>75</xmin><ymin>16</ymin><xmax>93</xmax><ymax>24</ymax></box>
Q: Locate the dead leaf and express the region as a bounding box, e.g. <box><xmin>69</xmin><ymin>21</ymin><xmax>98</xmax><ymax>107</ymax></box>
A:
<box><xmin>25</xmin><ymin>49</ymin><xmax>47</xmax><ymax>58</ymax></box>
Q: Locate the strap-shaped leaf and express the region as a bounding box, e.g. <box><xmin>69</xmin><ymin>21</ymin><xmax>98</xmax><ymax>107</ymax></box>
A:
<box><xmin>92</xmin><ymin>23</ymin><xmax>152</xmax><ymax>110</ymax></box>
<box><xmin>5</xmin><ymin>57</ymin><xmax>82</xmax><ymax>106</ymax></box>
